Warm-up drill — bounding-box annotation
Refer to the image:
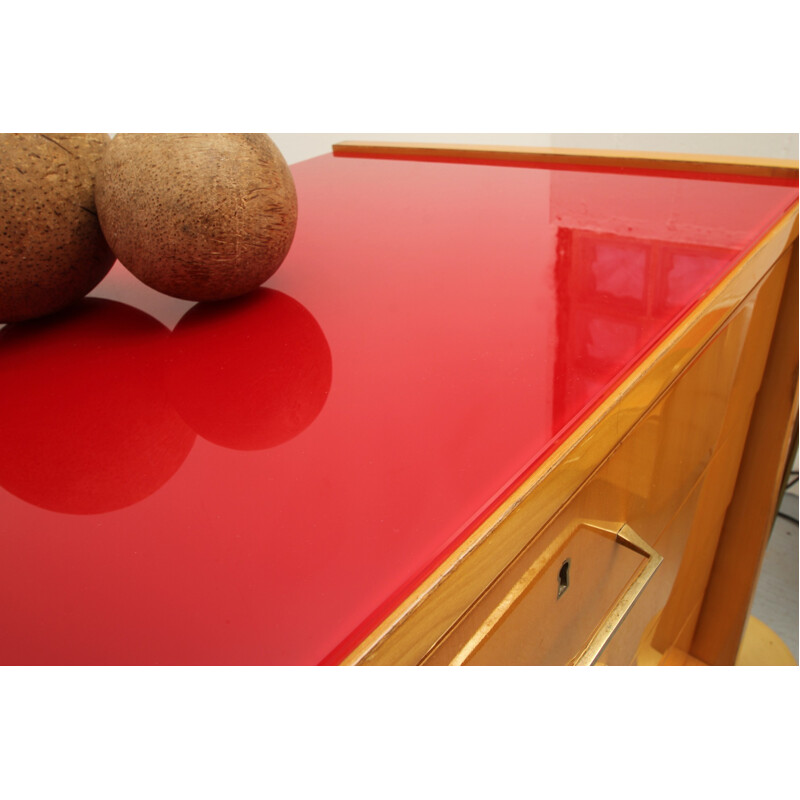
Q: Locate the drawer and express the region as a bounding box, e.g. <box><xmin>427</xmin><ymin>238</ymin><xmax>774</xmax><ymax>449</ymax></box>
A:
<box><xmin>457</xmin><ymin>520</ymin><xmax>650</xmax><ymax>665</ymax></box>
<box><xmin>422</xmin><ymin>290</ymin><xmax>762</xmax><ymax>666</ymax></box>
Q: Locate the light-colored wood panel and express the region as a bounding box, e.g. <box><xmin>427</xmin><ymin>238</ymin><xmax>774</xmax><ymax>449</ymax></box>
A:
<box><xmin>691</xmin><ymin>240</ymin><xmax>799</xmax><ymax>665</ymax></box>
<box><xmin>332</xmin><ymin>142</ymin><xmax>800</xmax><ymax>179</ymax></box>
<box><xmin>341</xmin><ymin>206</ymin><xmax>798</xmax><ymax>665</ymax></box>
<box><xmin>650</xmin><ymin>409</ymin><xmax>762</xmax><ymax>654</ymax></box>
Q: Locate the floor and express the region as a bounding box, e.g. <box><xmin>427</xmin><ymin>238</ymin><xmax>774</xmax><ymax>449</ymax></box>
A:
<box><xmin>748</xmin><ymin>459</ymin><xmax>799</xmax><ymax>663</ymax></box>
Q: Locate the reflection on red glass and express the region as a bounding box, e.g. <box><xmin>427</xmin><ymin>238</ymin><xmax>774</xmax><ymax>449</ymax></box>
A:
<box><xmin>552</xmin><ymin>227</ymin><xmax>740</xmax><ymax>431</ymax></box>
<box><xmin>165</xmin><ymin>289</ymin><xmax>332</xmax><ymax>450</ymax></box>
<box><xmin>0</xmin><ymin>299</ymin><xmax>195</xmax><ymax>514</ymax></box>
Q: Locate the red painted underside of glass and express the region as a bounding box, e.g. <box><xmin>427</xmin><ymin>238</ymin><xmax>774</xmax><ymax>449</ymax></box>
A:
<box><xmin>0</xmin><ymin>154</ymin><xmax>796</xmax><ymax>665</ymax></box>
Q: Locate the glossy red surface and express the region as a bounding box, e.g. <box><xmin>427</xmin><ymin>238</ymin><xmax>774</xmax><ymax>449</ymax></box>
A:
<box><xmin>0</xmin><ymin>153</ymin><xmax>796</xmax><ymax>664</ymax></box>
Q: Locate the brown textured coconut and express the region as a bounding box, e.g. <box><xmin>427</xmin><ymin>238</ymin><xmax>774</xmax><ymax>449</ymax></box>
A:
<box><xmin>0</xmin><ymin>133</ymin><xmax>116</xmax><ymax>323</ymax></box>
<box><xmin>94</xmin><ymin>133</ymin><xmax>298</xmax><ymax>302</ymax></box>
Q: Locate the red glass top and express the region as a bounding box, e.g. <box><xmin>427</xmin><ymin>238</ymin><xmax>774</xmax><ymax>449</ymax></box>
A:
<box><xmin>1</xmin><ymin>153</ymin><xmax>796</xmax><ymax>665</ymax></box>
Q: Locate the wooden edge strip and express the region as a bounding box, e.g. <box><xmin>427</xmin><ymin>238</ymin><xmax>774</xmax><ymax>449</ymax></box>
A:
<box><xmin>340</xmin><ymin>203</ymin><xmax>799</xmax><ymax>666</ymax></box>
<box><xmin>332</xmin><ymin>141</ymin><xmax>800</xmax><ymax>180</ymax></box>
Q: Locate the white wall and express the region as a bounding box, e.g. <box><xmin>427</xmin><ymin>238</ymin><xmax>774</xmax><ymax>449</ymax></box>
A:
<box><xmin>270</xmin><ymin>133</ymin><xmax>799</xmax><ymax>165</ymax></box>
<box><xmin>269</xmin><ymin>133</ymin><xmax>553</xmax><ymax>165</ymax></box>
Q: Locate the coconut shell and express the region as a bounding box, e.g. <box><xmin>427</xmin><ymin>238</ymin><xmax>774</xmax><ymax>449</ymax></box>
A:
<box><xmin>94</xmin><ymin>133</ymin><xmax>298</xmax><ymax>302</ymax></box>
<box><xmin>0</xmin><ymin>133</ymin><xmax>116</xmax><ymax>323</ymax></box>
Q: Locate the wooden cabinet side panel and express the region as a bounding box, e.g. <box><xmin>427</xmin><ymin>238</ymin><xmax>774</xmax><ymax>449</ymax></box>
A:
<box><xmin>652</xmin><ymin>245</ymin><xmax>795</xmax><ymax>655</ymax></box>
<box><xmin>651</xmin><ymin>411</ymin><xmax>754</xmax><ymax>653</ymax></box>
<box><xmin>690</xmin><ymin>240</ymin><xmax>799</xmax><ymax>665</ymax></box>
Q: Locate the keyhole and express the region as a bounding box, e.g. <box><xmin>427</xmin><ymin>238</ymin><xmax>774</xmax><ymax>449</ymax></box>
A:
<box><xmin>557</xmin><ymin>559</ymin><xmax>570</xmax><ymax>599</ymax></box>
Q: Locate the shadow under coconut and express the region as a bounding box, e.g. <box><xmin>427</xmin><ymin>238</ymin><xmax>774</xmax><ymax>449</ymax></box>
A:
<box><xmin>0</xmin><ymin>298</ymin><xmax>196</xmax><ymax>515</ymax></box>
<box><xmin>164</xmin><ymin>288</ymin><xmax>333</xmax><ymax>451</ymax></box>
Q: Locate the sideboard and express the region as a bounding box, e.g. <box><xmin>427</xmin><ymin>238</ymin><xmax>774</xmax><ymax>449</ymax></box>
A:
<box><xmin>1</xmin><ymin>141</ymin><xmax>797</xmax><ymax>665</ymax></box>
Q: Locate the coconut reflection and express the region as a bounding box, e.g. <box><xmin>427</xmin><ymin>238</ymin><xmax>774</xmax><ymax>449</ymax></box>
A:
<box><xmin>164</xmin><ymin>288</ymin><xmax>333</xmax><ymax>450</ymax></box>
<box><xmin>0</xmin><ymin>298</ymin><xmax>196</xmax><ymax>514</ymax></box>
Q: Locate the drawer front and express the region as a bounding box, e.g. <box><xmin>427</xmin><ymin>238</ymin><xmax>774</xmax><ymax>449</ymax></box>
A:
<box><xmin>423</xmin><ymin>283</ymin><xmax>766</xmax><ymax>666</ymax></box>
<box><xmin>460</xmin><ymin>521</ymin><xmax>647</xmax><ymax>665</ymax></box>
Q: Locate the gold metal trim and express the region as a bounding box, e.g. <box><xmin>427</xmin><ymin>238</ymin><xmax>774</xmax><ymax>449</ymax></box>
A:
<box><xmin>570</xmin><ymin>523</ymin><xmax>663</xmax><ymax>666</ymax></box>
